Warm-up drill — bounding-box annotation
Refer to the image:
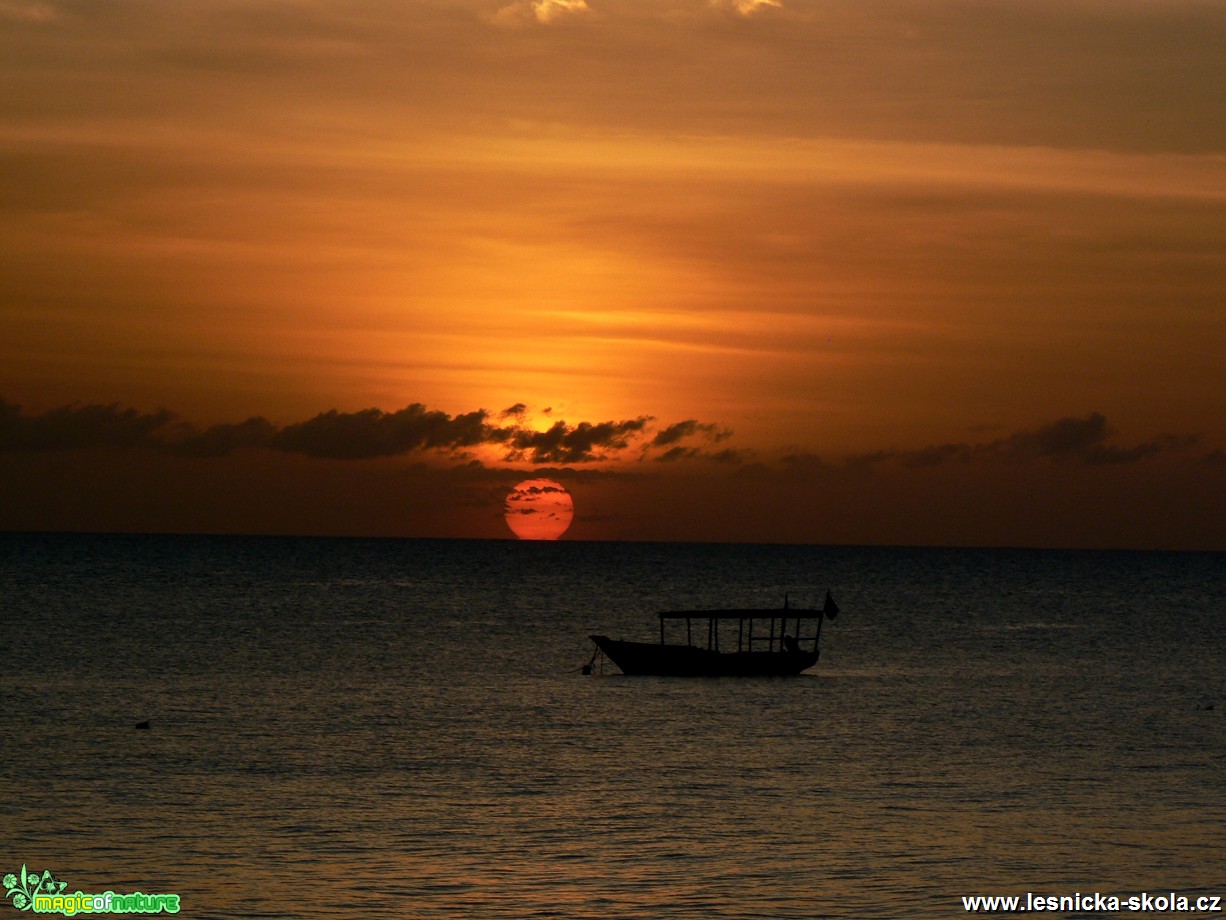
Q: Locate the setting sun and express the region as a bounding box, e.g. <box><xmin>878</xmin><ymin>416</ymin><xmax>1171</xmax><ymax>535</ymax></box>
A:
<box><xmin>503</xmin><ymin>479</ymin><xmax>574</xmax><ymax>540</ymax></box>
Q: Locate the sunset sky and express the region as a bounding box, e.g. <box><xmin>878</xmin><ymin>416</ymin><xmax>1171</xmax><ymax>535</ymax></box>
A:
<box><xmin>2</xmin><ymin>0</ymin><xmax>1224</xmax><ymax>548</ymax></box>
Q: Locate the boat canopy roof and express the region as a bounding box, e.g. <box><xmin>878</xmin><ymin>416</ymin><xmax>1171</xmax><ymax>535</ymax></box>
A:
<box><xmin>657</xmin><ymin>609</ymin><xmax>821</xmax><ymax>620</ymax></box>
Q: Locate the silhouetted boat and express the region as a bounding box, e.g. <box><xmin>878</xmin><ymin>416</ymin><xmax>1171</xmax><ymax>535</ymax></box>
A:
<box><xmin>589</xmin><ymin>592</ymin><xmax>839</xmax><ymax>677</ymax></box>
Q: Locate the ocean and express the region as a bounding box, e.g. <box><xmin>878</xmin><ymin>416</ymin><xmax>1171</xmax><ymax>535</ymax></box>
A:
<box><xmin>1</xmin><ymin>534</ymin><xmax>1223</xmax><ymax>918</ymax></box>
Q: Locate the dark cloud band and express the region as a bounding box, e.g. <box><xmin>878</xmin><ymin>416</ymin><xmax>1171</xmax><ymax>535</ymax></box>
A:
<box><xmin>0</xmin><ymin>399</ymin><xmax>1208</xmax><ymax>469</ymax></box>
<box><xmin>0</xmin><ymin>399</ymin><xmax>697</xmax><ymax>465</ymax></box>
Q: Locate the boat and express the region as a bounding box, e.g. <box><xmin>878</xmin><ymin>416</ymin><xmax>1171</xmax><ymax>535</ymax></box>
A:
<box><xmin>588</xmin><ymin>591</ymin><xmax>839</xmax><ymax>677</ymax></box>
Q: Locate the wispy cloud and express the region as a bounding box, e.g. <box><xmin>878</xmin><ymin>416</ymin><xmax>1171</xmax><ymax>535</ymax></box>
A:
<box><xmin>713</xmin><ymin>0</ymin><xmax>781</xmax><ymax>16</ymax></box>
<box><xmin>852</xmin><ymin>412</ymin><xmax>1202</xmax><ymax>469</ymax></box>
<box><xmin>491</xmin><ymin>0</ymin><xmax>590</xmax><ymax>27</ymax></box>
<box><xmin>0</xmin><ymin>1</ymin><xmax>59</xmax><ymax>23</ymax></box>
<box><xmin>533</xmin><ymin>0</ymin><xmax>590</xmax><ymax>23</ymax></box>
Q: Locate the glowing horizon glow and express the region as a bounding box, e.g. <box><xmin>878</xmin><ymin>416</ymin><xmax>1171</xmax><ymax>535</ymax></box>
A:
<box><xmin>503</xmin><ymin>478</ymin><xmax>575</xmax><ymax>540</ymax></box>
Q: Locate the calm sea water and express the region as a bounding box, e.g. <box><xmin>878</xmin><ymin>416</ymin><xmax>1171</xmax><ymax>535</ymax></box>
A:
<box><xmin>2</xmin><ymin>534</ymin><xmax>1223</xmax><ymax>918</ymax></box>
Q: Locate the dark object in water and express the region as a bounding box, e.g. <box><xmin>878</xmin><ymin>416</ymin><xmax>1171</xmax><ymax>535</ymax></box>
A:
<box><xmin>134</xmin><ymin>720</ymin><xmax>151</xmax><ymax>730</ymax></box>
<box><xmin>589</xmin><ymin>591</ymin><xmax>840</xmax><ymax>677</ymax></box>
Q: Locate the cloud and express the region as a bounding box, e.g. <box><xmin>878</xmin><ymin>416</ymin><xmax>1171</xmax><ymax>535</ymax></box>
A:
<box><xmin>173</xmin><ymin>417</ymin><xmax>279</xmax><ymax>458</ymax></box>
<box><xmin>651</xmin><ymin>419</ymin><xmax>731</xmax><ymax>447</ymax></box>
<box><xmin>0</xmin><ymin>399</ymin><xmax>173</xmax><ymax>451</ymax></box>
<box><xmin>271</xmin><ymin>405</ymin><xmax>491</xmax><ymax>460</ymax></box>
<box><xmin>987</xmin><ymin>413</ymin><xmax>1200</xmax><ymax>464</ymax></box>
<box><xmin>533</xmin><ymin>0</ymin><xmax>590</xmax><ymax>23</ymax></box>
<box><xmin>999</xmin><ymin>412</ymin><xmax>1112</xmax><ymax>460</ymax></box>
<box><xmin>853</xmin><ymin>412</ymin><xmax>1200</xmax><ymax>469</ymax></box>
<box><xmin>507</xmin><ymin>482</ymin><xmax>569</xmax><ymax>499</ymax></box>
<box><xmin>2</xmin><ymin>400</ymin><xmax>1209</xmax><ymax>478</ymax></box>
<box><xmin>654</xmin><ymin>444</ymin><xmax>750</xmax><ymax>464</ymax></box>
<box><xmin>712</xmin><ymin>0</ymin><xmax>782</xmax><ymax>16</ymax></box>
<box><xmin>491</xmin><ymin>0</ymin><xmax>590</xmax><ymax>27</ymax></box>
<box><xmin>0</xmin><ymin>1</ymin><xmax>59</xmax><ymax>23</ymax></box>
<box><xmin>0</xmin><ymin>398</ymin><xmax>659</xmax><ymax>465</ymax></box>
<box><xmin>649</xmin><ymin>418</ymin><xmax>737</xmax><ymax>462</ymax></box>
<box><xmin>503</xmin><ymin>417</ymin><xmax>651</xmax><ymax>463</ymax></box>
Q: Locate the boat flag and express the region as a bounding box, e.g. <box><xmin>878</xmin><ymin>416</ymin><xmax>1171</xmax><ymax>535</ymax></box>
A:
<box><xmin>823</xmin><ymin>590</ymin><xmax>839</xmax><ymax>620</ymax></box>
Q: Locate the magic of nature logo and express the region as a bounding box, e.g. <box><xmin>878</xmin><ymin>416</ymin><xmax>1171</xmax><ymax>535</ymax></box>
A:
<box><xmin>4</xmin><ymin>865</ymin><xmax>179</xmax><ymax>915</ymax></box>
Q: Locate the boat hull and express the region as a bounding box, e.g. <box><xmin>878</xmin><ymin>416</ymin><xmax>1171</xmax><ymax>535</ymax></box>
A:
<box><xmin>590</xmin><ymin>635</ymin><xmax>819</xmax><ymax>677</ymax></box>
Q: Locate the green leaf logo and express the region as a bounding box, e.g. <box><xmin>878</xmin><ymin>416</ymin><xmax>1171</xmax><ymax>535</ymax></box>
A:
<box><xmin>4</xmin><ymin>865</ymin><xmax>64</xmax><ymax>911</ymax></box>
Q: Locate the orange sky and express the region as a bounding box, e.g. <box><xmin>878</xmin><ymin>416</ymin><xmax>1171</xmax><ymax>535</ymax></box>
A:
<box><xmin>1</xmin><ymin>0</ymin><xmax>1224</xmax><ymax>548</ymax></box>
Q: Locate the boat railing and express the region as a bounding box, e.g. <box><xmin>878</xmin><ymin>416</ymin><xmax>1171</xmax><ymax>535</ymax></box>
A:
<box><xmin>657</xmin><ymin>610</ymin><xmax>823</xmax><ymax>654</ymax></box>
